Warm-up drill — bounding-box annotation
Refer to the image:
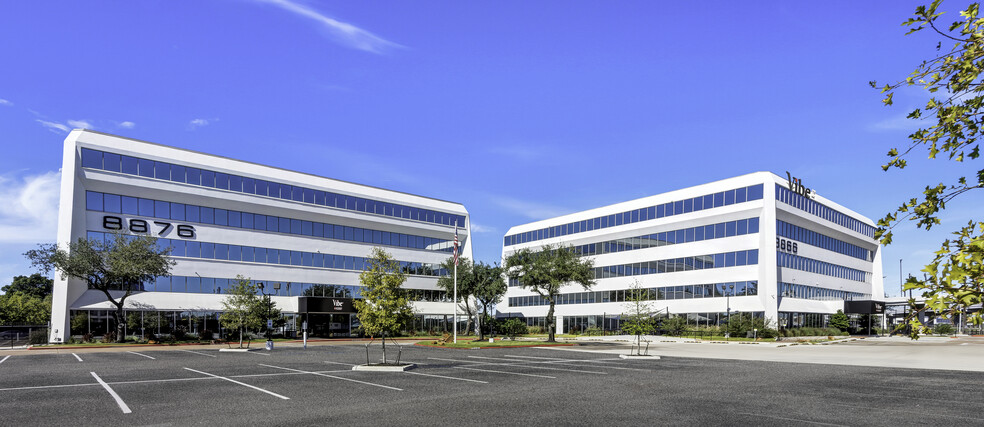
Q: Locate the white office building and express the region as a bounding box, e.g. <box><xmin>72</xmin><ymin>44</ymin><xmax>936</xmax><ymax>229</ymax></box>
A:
<box><xmin>500</xmin><ymin>172</ymin><xmax>884</xmax><ymax>334</ymax></box>
<box><xmin>50</xmin><ymin>130</ymin><xmax>471</xmax><ymax>343</ymax></box>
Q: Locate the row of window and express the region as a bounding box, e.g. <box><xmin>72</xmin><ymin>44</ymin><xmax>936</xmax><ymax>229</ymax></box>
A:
<box><xmin>776</xmin><ymin>251</ymin><xmax>869</xmax><ymax>283</ymax></box>
<box><xmin>504</xmin><ymin>184</ymin><xmax>765</xmax><ymax>246</ymax></box>
<box><xmin>777</xmin><ymin>220</ymin><xmax>870</xmax><ymax>261</ymax></box>
<box><xmin>779</xmin><ymin>282</ymin><xmax>869</xmax><ymax>301</ymax></box>
<box><xmin>86</xmin><ymin>231</ymin><xmax>449</xmax><ymax>277</ymax></box>
<box><xmin>593</xmin><ymin>249</ymin><xmax>760</xmax><ymax>280</ymax></box>
<box><xmin>86</xmin><ymin>191</ymin><xmax>457</xmax><ymax>253</ymax></box>
<box><xmin>80</xmin><ymin>148</ymin><xmax>466</xmax><ymax>228</ymax></box>
<box><xmin>775</xmin><ymin>184</ymin><xmax>875</xmax><ymax>238</ymax></box>
<box><xmin>508</xmin><ymin>280</ymin><xmax>760</xmax><ymax>307</ymax></box>
<box><xmin>571</xmin><ymin>217</ymin><xmax>760</xmax><ymax>256</ymax></box>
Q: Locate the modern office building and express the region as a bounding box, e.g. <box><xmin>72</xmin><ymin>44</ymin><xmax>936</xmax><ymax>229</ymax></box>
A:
<box><xmin>50</xmin><ymin>130</ymin><xmax>471</xmax><ymax>343</ymax></box>
<box><xmin>500</xmin><ymin>172</ymin><xmax>884</xmax><ymax>333</ymax></box>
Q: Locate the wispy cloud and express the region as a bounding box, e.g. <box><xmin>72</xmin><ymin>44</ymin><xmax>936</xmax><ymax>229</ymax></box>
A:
<box><xmin>35</xmin><ymin>119</ymin><xmax>69</xmax><ymax>134</ymax></box>
<box><xmin>117</xmin><ymin>121</ymin><xmax>135</xmax><ymax>129</ymax></box>
<box><xmin>255</xmin><ymin>0</ymin><xmax>402</xmax><ymax>54</ymax></box>
<box><xmin>0</xmin><ymin>99</ymin><xmax>12</xmax><ymax>106</ymax></box>
<box><xmin>868</xmin><ymin>113</ymin><xmax>929</xmax><ymax>132</ymax></box>
<box><xmin>488</xmin><ymin>195</ymin><xmax>570</xmax><ymax>220</ymax></box>
<box><xmin>469</xmin><ymin>222</ymin><xmax>495</xmax><ymax>234</ymax></box>
<box><xmin>67</xmin><ymin>119</ymin><xmax>93</xmax><ymax>129</ymax></box>
<box><xmin>188</xmin><ymin>118</ymin><xmax>216</xmax><ymax>130</ymax></box>
<box><xmin>0</xmin><ymin>170</ymin><xmax>61</xmax><ymax>244</ymax></box>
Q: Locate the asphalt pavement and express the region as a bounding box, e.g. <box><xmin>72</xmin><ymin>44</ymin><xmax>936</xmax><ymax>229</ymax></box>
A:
<box><xmin>0</xmin><ymin>341</ymin><xmax>981</xmax><ymax>426</ymax></box>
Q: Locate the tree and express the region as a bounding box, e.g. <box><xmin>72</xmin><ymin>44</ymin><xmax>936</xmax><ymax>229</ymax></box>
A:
<box><xmin>621</xmin><ymin>281</ymin><xmax>657</xmax><ymax>355</ymax></box>
<box><xmin>354</xmin><ymin>247</ymin><xmax>415</xmax><ymax>364</ymax></box>
<box><xmin>220</xmin><ymin>276</ymin><xmax>263</xmax><ymax>348</ymax></box>
<box><xmin>436</xmin><ymin>257</ymin><xmax>478</xmax><ymax>336</ymax></box>
<box><xmin>25</xmin><ymin>233</ymin><xmax>174</xmax><ymax>342</ymax></box>
<box><xmin>872</xmin><ymin>1</ymin><xmax>984</xmax><ymax>338</ymax></box>
<box><xmin>437</xmin><ymin>258</ymin><xmax>507</xmax><ymax>340</ymax></box>
<box><xmin>504</xmin><ymin>244</ymin><xmax>595</xmax><ymax>342</ymax></box>
<box><xmin>472</xmin><ymin>262</ymin><xmax>506</xmax><ymax>341</ymax></box>
<box><xmin>2</xmin><ymin>273</ymin><xmax>53</xmax><ymax>298</ymax></box>
<box><xmin>0</xmin><ymin>292</ymin><xmax>51</xmax><ymax>325</ymax></box>
<box><xmin>829</xmin><ymin>309</ymin><xmax>850</xmax><ymax>332</ymax></box>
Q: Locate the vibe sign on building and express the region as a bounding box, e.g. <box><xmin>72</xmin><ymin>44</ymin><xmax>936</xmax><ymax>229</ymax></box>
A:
<box><xmin>49</xmin><ymin>130</ymin><xmax>471</xmax><ymax>343</ymax></box>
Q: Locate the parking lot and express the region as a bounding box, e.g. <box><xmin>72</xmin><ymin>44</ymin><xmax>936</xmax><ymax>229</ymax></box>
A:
<box><xmin>1</xmin><ymin>342</ymin><xmax>982</xmax><ymax>426</ymax></box>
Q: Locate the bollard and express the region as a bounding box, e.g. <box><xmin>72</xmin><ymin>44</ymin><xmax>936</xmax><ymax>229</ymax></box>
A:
<box><xmin>303</xmin><ymin>331</ymin><xmax>307</xmax><ymax>349</ymax></box>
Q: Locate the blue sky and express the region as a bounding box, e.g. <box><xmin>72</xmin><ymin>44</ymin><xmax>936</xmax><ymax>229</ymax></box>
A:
<box><xmin>0</xmin><ymin>0</ymin><xmax>979</xmax><ymax>296</ymax></box>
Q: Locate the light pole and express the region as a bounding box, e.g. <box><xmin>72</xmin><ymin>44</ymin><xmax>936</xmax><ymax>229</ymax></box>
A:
<box><xmin>725</xmin><ymin>283</ymin><xmax>734</xmax><ymax>340</ymax></box>
<box><xmin>258</xmin><ymin>282</ymin><xmax>281</xmax><ymax>350</ymax></box>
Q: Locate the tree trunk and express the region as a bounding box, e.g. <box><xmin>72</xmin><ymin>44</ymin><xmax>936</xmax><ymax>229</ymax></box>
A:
<box><xmin>546</xmin><ymin>300</ymin><xmax>556</xmax><ymax>342</ymax></box>
<box><xmin>113</xmin><ymin>304</ymin><xmax>126</xmax><ymax>343</ymax></box>
<box><xmin>239</xmin><ymin>327</ymin><xmax>244</xmax><ymax>348</ymax></box>
<box><xmin>381</xmin><ymin>334</ymin><xmax>387</xmax><ymax>364</ymax></box>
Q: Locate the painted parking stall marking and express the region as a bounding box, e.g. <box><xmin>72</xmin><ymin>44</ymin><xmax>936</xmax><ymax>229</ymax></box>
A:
<box><xmin>453</xmin><ymin>365</ymin><xmax>556</xmax><ymax>379</ymax></box>
<box><xmin>126</xmin><ymin>351</ymin><xmax>155</xmax><ymax>360</ymax></box>
<box><xmin>464</xmin><ymin>355</ymin><xmax>609</xmax><ymax>375</ymax></box>
<box><xmin>179</xmin><ymin>349</ymin><xmax>216</xmax><ymax>358</ymax></box>
<box><xmin>72</xmin><ymin>353</ymin><xmax>83</xmax><ymax>362</ymax></box>
<box><xmin>90</xmin><ymin>372</ymin><xmax>132</xmax><ymax>414</ymax></box>
<box><xmin>0</xmin><ymin>355</ymin><xmax>10</xmax><ymax>365</ymax></box>
<box><xmin>260</xmin><ymin>364</ymin><xmax>403</xmax><ymax>391</ymax></box>
<box><xmin>405</xmin><ymin>371</ymin><xmax>489</xmax><ymax>384</ymax></box>
<box><xmin>183</xmin><ymin>367</ymin><xmax>289</xmax><ymax>400</ymax></box>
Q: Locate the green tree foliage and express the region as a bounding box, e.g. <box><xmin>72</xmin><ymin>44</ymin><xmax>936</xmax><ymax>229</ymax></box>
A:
<box><xmin>437</xmin><ymin>258</ymin><xmax>507</xmax><ymax>340</ymax></box>
<box><xmin>472</xmin><ymin>262</ymin><xmax>506</xmax><ymax>340</ymax></box>
<box><xmin>621</xmin><ymin>281</ymin><xmax>657</xmax><ymax>354</ymax></box>
<box><xmin>220</xmin><ymin>276</ymin><xmax>263</xmax><ymax>348</ymax></box>
<box><xmin>436</xmin><ymin>257</ymin><xmax>478</xmax><ymax>336</ymax></box>
<box><xmin>0</xmin><ymin>292</ymin><xmax>51</xmax><ymax>325</ymax></box>
<box><xmin>659</xmin><ymin>315</ymin><xmax>688</xmax><ymax>336</ymax></box>
<box><xmin>872</xmin><ymin>1</ymin><xmax>984</xmax><ymax>337</ymax></box>
<box><xmin>355</xmin><ymin>247</ymin><xmax>415</xmax><ymax>364</ymax></box>
<box><xmin>25</xmin><ymin>233</ymin><xmax>174</xmax><ymax>342</ymax></box>
<box><xmin>504</xmin><ymin>244</ymin><xmax>595</xmax><ymax>342</ymax></box>
<box><xmin>2</xmin><ymin>273</ymin><xmax>53</xmax><ymax>298</ymax></box>
<box><xmin>829</xmin><ymin>309</ymin><xmax>850</xmax><ymax>332</ymax></box>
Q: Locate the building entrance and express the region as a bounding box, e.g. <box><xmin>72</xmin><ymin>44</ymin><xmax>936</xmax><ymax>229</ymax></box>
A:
<box><xmin>308</xmin><ymin>313</ymin><xmax>351</xmax><ymax>337</ymax></box>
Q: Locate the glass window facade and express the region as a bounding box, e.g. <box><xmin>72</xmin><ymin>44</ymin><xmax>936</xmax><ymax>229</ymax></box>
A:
<box><xmin>570</xmin><ymin>217</ymin><xmax>759</xmax><ymax>256</ymax></box>
<box><xmin>85</xmin><ymin>191</ymin><xmax>459</xmax><ymax>254</ymax></box>
<box><xmin>504</xmin><ymin>184</ymin><xmax>765</xmax><ymax>246</ymax></box>
<box><xmin>777</xmin><ymin>220</ymin><xmax>870</xmax><ymax>260</ymax></box>
<box><xmin>775</xmin><ymin>183</ymin><xmax>875</xmax><ymax>238</ymax></box>
<box><xmin>79</xmin><ymin>147</ymin><xmax>466</xmax><ymax>228</ymax></box>
<box><xmin>776</xmin><ymin>252</ymin><xmax>869</xmax><ymax>282</ymax></box>
<box><xmin>86</xmin><ymin>231</ymin><xmax>449</xmax><ymax>277</ymax></box>
<box><xmin>508</xmin><ymin>280</ymin><xmax>758</xmax><ymax>307</ymax></box>
<box><xmin>590</xmin><ymin>249</ymin><xmax>759</xmax><ymax>281</ymax></box>
<box><xmin>778</xmin><ymin>282</ymin><xmax>869</xmax><ymax>301</ymax></box>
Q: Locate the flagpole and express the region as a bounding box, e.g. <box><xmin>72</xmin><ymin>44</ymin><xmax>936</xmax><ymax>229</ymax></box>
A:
<box><xmin>453</xmin><ymin>221</ymin><xmax>458</xmax><ymax>344</ymax></box>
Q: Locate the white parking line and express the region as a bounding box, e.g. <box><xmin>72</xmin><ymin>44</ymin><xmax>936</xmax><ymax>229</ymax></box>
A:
<box><xmin>72</xmin><ymin>353</ymin><xmax>83</xmax><ymax>362</ymax></box>
<box><xmin>454</xmin><ymin>366</ymin><xmax>555</xmax><ymax>379</ymax></box>
<box><xmin>127</xmin><ymin>351</ymin><xmax>155</xmax><ymax>360</ymax></box>
<box><xmin>179</xmin><ymin>350</ymin><xmax>217</xmax><ymax>358</ymax></box>
<box><xmin>183</xmin><ymin>367</ymin><xmax>289</xmax><ymax>400</ymax></box>
<box><xmin>427</xmin><ymin>357</ymin><xmax>483</xmax><ymax>364</ymax></box>
<box><xmin>462</xmin><ymin>355</ymin><xmax>608</xmax><ymax>375</ymax></box>
<box><xmin>323</xmin><ymin>360</ymin><xmax>355</xmax><ymax>366</ymax></box>
<box><xmin>260</xmin><ymin>364</ymin><xmax>403</xmax><ymax>391</ymax></box>
<box><xmin>250</xmin><ymin>351</ymin><xmax>271</xmax><ymax>356</ymax></box>
<box><xmin>0</xmin><ymin>355</ymin><xmax>10</xmax><ymax>365</ymax></box>
<box><xmin>406</xmin><ymin>371</ymin><xmax>488</xmax><ymax>384</ymax></box>
<box><xmin>90</xmin><ymin>372</ymin><xmax>131</xmax><ymax>414</ymax></box>
<box><xmin>0</xmin><ymin>371</ymin><xmax>349</xmax><ymax>393</ymax></box>
<box><xmin>503</xmin><ymin>355</ymin><xmax>652</xmax><ymax>372</ymax></box>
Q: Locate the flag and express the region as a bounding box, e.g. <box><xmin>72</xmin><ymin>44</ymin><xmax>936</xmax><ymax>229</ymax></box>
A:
<box><xmin>452</xmin><ymin>225</ymin><xmax>459</xmax><ymax>266</ymax></box>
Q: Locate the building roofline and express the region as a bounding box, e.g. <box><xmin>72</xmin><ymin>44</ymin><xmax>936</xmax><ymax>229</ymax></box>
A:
<box><xmin>71</xmin><ymin>129</ymin><xmax>467</xmax><ymax>210</ymax></box>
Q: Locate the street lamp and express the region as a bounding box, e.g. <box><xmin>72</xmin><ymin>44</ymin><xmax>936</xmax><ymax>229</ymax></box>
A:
<box><xmin>725</xmin><ymin>283</ymin><xmax>735</xmax><ymax>340</ymax></box>
<box><xmin>258</xmin><ymin>282</ymin><xmax>281</xmax><ymax>350</ymax></box>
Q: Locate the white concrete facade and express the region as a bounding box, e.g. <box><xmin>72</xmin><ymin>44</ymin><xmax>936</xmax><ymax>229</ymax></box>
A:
<box><xmin>501</xmin><ymin>172</ymin><xmax>883</xmax><ymax>333</ymax></box>
<box><xmin>50</xmin><ymin>130</ymin><xmax>471</xmax><ymax>342</ymax></box>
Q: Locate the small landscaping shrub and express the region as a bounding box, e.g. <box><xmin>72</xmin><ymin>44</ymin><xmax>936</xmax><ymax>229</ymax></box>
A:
<box><xmin>29</xmin><ymin>330</ymin><xmax>48</xmax><ymax>345</ymax></box>
<box><xmin>171</xmin><ymin>326</ymin><xmax>187</xmax><ymax>341</ymax></box>
<box><xmin>81</xmin><ymin>333</ymin><xmax>93</xmax><ymax>343</ymax></box>
<box><xmin>934</xmin><ymin>323</ymin><xmax>954</xmax><ymax>336</ymax></box>
<box><xmin>199</xmin><ymin>329</ymin><xmax>214</xmax><ymax>341</ymax></box>
<box><xmin>102</xmin><ymin>331</ymin><xmax>117</xmax><ymax>343</ymax></box>
<box><xmin>499</xmin><ymin>319</ymin><xmax>528</xmax><ymax>338</ymax></box>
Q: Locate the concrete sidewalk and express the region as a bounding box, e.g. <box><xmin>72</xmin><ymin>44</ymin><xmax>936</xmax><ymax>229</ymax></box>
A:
<box><xmin>557</xmin><ymin>335</ymin><xmax>984</xmax><ymax>372</ymax></box>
